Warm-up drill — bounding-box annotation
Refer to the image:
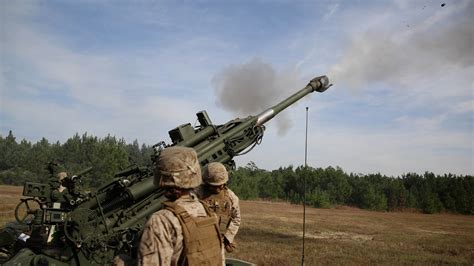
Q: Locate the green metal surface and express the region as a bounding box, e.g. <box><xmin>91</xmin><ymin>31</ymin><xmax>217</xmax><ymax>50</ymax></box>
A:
<box><xmin>0</xmin><ymin>76</ymin><xmax>331</xmax><ymax>265</ymax></box>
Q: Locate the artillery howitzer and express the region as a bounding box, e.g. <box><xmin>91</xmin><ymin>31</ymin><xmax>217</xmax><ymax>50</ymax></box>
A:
<box><xmin>2</xmin><ymin>76</ymin><xmax>331</xmax><ymax>265</ymax></box>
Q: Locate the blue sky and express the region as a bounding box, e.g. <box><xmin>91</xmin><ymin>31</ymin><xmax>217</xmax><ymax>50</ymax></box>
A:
<box><xmin>1</xmin><ymin>0</ymin><xmax>472</xmax><ymax>176</ymax></box>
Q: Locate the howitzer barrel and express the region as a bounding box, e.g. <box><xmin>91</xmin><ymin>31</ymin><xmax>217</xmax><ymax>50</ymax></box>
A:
<box><xmin>73</xmin><ymin>166</ymin><xmax>93</xmax><ymax>178</ymax></box>
<box><xmin>256</xmin><ymin>75</ymin><xmax>331</xmax><ymax>126</ymax></box>
<box><xmin>192</xmin><ymin>75</ymin><xmax>331</xmax><ymax>165</ymax></box>
<box><xmin>1</xmin><ymin>74</ymin><xmax>332</xmax><ymax>266</ymax></box>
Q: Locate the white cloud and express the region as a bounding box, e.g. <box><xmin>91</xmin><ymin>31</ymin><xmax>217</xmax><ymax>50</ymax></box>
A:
<box><xmin>1</xmin><ymin>1</ymin><xmax>472</xmax><ymax>177</ymax></box>
<box><xmin>237</xmin><ymin>116</ymin><xmax>473</xmax><ymax>176</ymax></box>
<box><xmin>4</xmin><ymin>24</ymin><xmax>124</xmax><ymax>108</ymax></box>
<box><xmin>2</xmin><ymin>92</ymin><xmax>207</xmax><ymax>145</ymax></box>
<box><xmin>323</xmin><ymin>2</ymin><xmax>340</xmax><ymax>22</ymax></box>
<box><xmin>327</xmin><ymin>0</ymin><xmax>473</xmax><ymax>91</ymax></box>
<box><xmin>394</xmin><ymin>115</ymin><xmax>448</xmax><ymax>131</ymax></box>
<box><xmin>451</xmin><ymin>100</ymin><xmax>474</xmax><ymax>114</ymax></box>
<box><xmin>1</xmin><ymin>21</ymin><xmax>220</xmax><ymax>144</ymax></box>
<box><xmin>1</xmin><ymin>1</ymin><xmax>225</xmax><ymax>145</ymax></box>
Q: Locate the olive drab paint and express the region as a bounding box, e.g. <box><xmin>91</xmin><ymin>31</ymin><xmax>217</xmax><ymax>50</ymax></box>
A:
<box><xmin>1</xmin><ymin>75</ymin><xmax>331</xmax><ymax>265</ymax></box>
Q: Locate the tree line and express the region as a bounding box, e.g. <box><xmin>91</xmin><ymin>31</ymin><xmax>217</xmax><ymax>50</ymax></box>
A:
<box><xmin>1</xmin><ymin>131</ymin><xmax>472</xmax><ymax>214</ymax></box>
<box><xmin>229</xmin><ymin>162</ymin><xmax>473</xmax><ymax>214</ymax></box>
<box><xmin>0</xmin><ymin>131</ymin><xmax>153</xmax><ymax>188</ymax></box>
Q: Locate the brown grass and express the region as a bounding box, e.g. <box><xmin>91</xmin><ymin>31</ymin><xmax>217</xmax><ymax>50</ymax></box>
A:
<box><xmin>231</xmin><ymin>200</ymin><xmax>474</xmax><ymax>265</ymax></box>
<box><xmin>1</xmin><ymin>186</ymin><xmax>473</xmax><ymax>265</ymax></box>
<box><xmin>0</xmin><ymin>185</ymin><xmax>23</xmax><ymax>226</ymax></box>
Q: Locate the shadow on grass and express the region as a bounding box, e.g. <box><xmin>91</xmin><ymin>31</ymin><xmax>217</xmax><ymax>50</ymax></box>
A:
<box><xmin>239</xmin><ymin>227</ymin><xmax>301</xmax><ymax>242</ymax></box>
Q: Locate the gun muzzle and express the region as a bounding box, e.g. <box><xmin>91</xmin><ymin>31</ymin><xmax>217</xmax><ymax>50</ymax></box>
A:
<box><xmin>309</xmin><ymin>75</ymin><xmax>332</xmax><ymax>92</ymax></box>
<box><xmin>256</xmin><ymin>75</ymin><xmax>331</xmax><ymax>126</ymax></box>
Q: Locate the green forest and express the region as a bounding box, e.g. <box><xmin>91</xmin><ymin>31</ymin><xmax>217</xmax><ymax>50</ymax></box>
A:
<box><xmin>1</xmin><ymin>131</ymin><xmax>472</xmax><ymax>215</ymax></box>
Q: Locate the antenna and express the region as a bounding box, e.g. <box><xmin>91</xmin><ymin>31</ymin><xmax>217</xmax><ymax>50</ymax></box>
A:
<box><xmin>301</xmin><ymin>106</ymin><xmax>308</xmax><ymax>266</ymax></box>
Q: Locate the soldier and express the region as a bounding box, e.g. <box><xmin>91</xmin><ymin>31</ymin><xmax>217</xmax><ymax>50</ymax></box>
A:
<box><xmin>1</xmin><ymin>160</ymin><xmax>69</xmax><ymax>259</ymax></box>
<box><xmin>46</xmin><ymin>160</ymin><xmax>68</xmax><ymax>193</ymax></box>
<box><xmin>138</xmin><ymin>146</ymin><xmax>223</xmax><ymax>265</ymax></box>
<box><xmin>197</xmin><ymin>162</ymin><xmax>241</xmax><ymax>255</ymax></box>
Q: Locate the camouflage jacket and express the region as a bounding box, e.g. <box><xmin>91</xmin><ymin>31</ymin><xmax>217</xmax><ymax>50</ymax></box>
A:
<box><xmin>197</xmin><ymin>186</ymin><xmax>241</xmax><ymax>243</ymax></box>
<box><xmin>138</xmin><ymin>193</ymin><xmax>223</xmax><ymax>265</ymax></box>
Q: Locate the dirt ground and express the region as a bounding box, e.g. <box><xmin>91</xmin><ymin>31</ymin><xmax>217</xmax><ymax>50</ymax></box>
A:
<box><xmin>1</xmin><ymin>186</ymin><xmax>473</xmax><ymax>265</ymax></box>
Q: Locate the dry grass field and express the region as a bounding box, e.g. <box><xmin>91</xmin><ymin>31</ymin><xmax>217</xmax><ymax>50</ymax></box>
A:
<box><xmin>1</xmin><ymin>185</ymin><xmax>473</xmax><ymax>265</ymax></box>
<box><xmin>0</xmin><ymin>185</ymin><xmax>23</xmax><ymax>226</ymax></box>
<box><xmin>232</xmin><ymin>201</ymin><xmax>474</xmax><ymax>265</ymax></box>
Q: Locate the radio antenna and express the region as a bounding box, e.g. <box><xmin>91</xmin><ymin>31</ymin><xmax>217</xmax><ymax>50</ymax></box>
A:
<box><xmin>301</xmin><ymin>106</ymin><xmax>309</xmax><ymax>266</ymax></box>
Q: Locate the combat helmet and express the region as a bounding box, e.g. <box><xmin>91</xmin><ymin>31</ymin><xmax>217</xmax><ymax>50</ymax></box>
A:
<box><xmin>154</xmin><ymin>146</ymin><xmax>202</xmax><ymax>189</ymax></box>
<box><xmin>47</xmin><ymin>159</ymin><xmax>67</xmax><ymax>180</ymax></box>
<box><xmin>203</xmin><ymin>162</ymin><xmax>228</xmax><ymax>186</ymax></box>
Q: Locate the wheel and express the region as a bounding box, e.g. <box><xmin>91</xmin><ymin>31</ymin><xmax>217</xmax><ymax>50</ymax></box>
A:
<box><xmin>14</xmin><ymin>198</ymin><xmax>41</xmax><ymax>224</ymax></box>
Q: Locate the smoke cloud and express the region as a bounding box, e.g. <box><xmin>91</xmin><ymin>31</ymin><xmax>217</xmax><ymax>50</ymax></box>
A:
<box><xmin>328</xmin><ymin>1</ymin><xmax>474</xmax><ymax>90</ymax></box>
<box><xmin>212</xmin><ymin>58</ymin><xmax>301</xmax><ymax>135</ymax></box>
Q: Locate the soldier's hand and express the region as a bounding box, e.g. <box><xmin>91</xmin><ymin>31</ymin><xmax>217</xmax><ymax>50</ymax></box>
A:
<box><xmin>223</xmin><ymin>237</ymin><xmax>236</xmax><ymax>253</ymax></box>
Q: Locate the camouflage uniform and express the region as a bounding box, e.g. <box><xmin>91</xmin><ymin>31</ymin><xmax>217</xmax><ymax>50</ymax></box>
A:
<box><xmin>138</xmin><ymin>146</ymin><xmax>222</xmax><ymax>266</ymax></box>
<box><xmin>197</xmin><ymin>186</ymin><xmax>241</xmax><ymax>244</ymax></box>
<box><xmin>139</xmin><ymin>193</ymin><xmax>213</xmax><ymax>265</ymax></box>
<box><xmin>47</xmin><ymin>160</ymin><xmax>67</xmax><ymax>193</ymax></box>
<box><xmin>198</xmin><ymin>162</ymin><xmax>241</xmax><ymax>253</ymax></box>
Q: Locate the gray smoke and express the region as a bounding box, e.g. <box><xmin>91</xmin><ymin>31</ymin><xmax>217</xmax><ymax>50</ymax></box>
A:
<box><xmin>328</xmin><ymin>1</ymin><xmax>474</xmax><ymax>89</ymax></box>
<box><xmin>212</xmin><ymin>58</ymin><xmax>301</xmax><ymax>135</ymax></box>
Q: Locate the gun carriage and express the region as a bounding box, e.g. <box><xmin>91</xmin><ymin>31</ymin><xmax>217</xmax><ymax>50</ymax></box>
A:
<box><xmin>2</xmin><ymin>76</ymin><xmax>331</xmax><ymax>265</ymax></box>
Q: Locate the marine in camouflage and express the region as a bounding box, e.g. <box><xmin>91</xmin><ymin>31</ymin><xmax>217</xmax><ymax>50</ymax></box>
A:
<box><xmin>138</xmin><ymin>146</ymin><xmax>222</xmax><ymax>265</ymax></box>
<box><xmin>198</xmin><ymin>162</ymin><xmax>241</xmax><ymax>253</ymax></box>
<box><xmin>154</xmin><ymin>146</ymin><xmax>202</xmax><ymax>189</ymax></box>
<box><xmin>202</xmin><ymin>162</ymin><xmax>228</xmax><ymax>185</ymax></box>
